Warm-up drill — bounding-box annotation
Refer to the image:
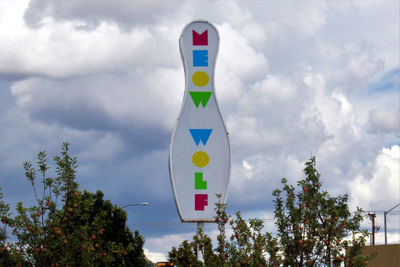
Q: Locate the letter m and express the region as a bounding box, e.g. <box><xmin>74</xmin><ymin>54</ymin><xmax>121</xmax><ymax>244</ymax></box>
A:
<box><xmin>193</xmin><ymin>30</ymin><xmax>208</xmax><ymax>46</ymax></box>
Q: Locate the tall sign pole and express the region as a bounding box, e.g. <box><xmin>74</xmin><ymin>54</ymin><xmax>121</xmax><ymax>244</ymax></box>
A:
<box><xmin>169</xmin><ymin>20</ymin><xmax>231</xmax><ymax>228</ymax></box>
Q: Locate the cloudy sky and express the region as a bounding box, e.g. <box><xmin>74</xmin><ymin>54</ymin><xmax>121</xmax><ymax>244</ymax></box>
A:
<box><xmin>0</xmin><ymin>0</ymin><xmax>399</xmax><ymax>262</ymax></box>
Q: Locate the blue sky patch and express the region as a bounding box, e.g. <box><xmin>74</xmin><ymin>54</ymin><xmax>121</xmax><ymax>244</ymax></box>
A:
<box><xmin>368</xmin><ymin>68</ymin><xmax>400</xmax><ymax>93</ymax></box>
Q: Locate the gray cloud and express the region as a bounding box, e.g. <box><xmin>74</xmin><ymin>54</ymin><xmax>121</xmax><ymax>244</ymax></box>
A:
<box><xmin>368</xmin><ymin>105</ymin><xmax>400</xmax><ymax>134</ymax></box>
<box><xmin>24</xmin><ymin>0</ymin><xmax>183</xmax><ymax>30</ymax></box>
<box><xmin>10</xmin><ymin>73</ymin><xmax>175</xmax><ymax>158</ymax></box>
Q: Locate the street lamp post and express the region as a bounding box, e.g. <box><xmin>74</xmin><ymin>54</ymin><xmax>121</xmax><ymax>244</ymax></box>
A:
<box><xmin>384</xmin><ymin>203</ymin><xmax>400</xmax><ymax>245</ymax></box>
<box><xmin>122</xmin><ymin>202</ymin><xmax>149</xmax><ymax>209</ymax></box>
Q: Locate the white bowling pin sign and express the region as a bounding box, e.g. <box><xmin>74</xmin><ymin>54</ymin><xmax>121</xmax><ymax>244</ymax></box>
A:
<box><xmin>169</xmin><ymin>20</ymin><xmax>231</xmax><ymax>222</ymax></box>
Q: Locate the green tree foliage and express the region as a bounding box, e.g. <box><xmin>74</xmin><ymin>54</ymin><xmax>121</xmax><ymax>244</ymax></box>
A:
<box><xmin>169</xmin><ymin>240</ymin><xmax>203</xmax><ymax>267</ymax></box>
<box><xmin>271</xmin><ymin>156</ymin><xmax>372</xmax><ymax>266</ymax></box>
<box><xmin>0</xmin><ymin>185</ymin><xmax>14</xmax><ymax>266</ymax></box>
<box><xmin>0</xmin><ymin>142</ymin><xmax>151</xmax><ymax>266</ymax></box>
<box><xmin>168</xmin><ymin>156</ymin><xmax>374</xmax><ymax>267</ymax></box>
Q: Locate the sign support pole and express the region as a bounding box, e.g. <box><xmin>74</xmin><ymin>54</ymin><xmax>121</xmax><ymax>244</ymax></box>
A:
<box><xmin>197</xmin><ymin>222</ymin><xmax>204</xmax><ymax>262</ymax></box>
<box><xmin>197</xmin><ymin>221</ymin><xmax>204</xmax><ymax>232</ymax></box>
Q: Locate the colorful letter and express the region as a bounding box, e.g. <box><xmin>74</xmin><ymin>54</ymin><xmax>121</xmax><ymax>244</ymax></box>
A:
<box><xmin>189</xmin><ymin>92</ymin><xmax>212</xmax><ymax>108</ymax></box>
<box><xmin>189</xmin><ymin>129</ymin><xmax>212</xmax><ymax>146</ymax></box>
<box><xmin>195</xmin><ymin>194</ymin><xmax>208</xmax><ymax>210</ymax></box>
<box><xmin>192</xmin><ymin>71</ymin><xmax>209</xmax><ymax>87</ymax></box>
<box><xmin>193</xmin><ymin>50</ymin><xmax>208</xmax><ymax>67</ymax></box>
<box><xmin>192</xmin><ymin>151</ymin><xmax>210</xmax><ymax>168</ymax></box>
<box><xmin>193</xmin><ymin>30</ymin><xmax>208</xmax><ymax>45</ymax></box>
<box><xmin>195</xmin><ymin>172</ymin><xmax>207</xmax><ymax>190</ymax></box>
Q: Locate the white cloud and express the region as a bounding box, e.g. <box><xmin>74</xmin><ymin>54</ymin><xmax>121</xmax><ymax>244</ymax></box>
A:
<box><xmin>349</xmin><ymin>145</ymin><xmax>400</xmax><ymax>211</ymax></box>
<box><xmin>239</xmin><ymin>74</ymin><xmax>298</xmax><ymax>111</ymax></box>
<box><xmin>214</xmin><ymin>1</ymin><xmax>267</xmax><ymax>48</ymax></box>
<box><xmin>0</xmin><ymin>17</ymin><xmax>154</xmax><ymax>78</ymax></box>
<box><xmin>347</xmin><ymin>52</ymin><xmax>384</xmax><ymax>80</ymax></box>
<box><xmin>368</xmin><ymin>105</ymin><xmax>400</xmax><ymax>134</ymax></box>
<box><xmin>0</xmin><ymin>0</ymin><xmax>188</xmax><ymax>79</ymax></box>
<box><xmin>144</xmin><ymin>232</ymin><xmax>193</xmax><ymax>262</ymax></box>
<box><xmin>282</xmin><ymin>2</ymin><xmax>328</xmax><ymax>34</ymax></box>
<box><xmin>215</xmin><ymin>22</ymin><xmax>268</xmax><ymax>108</ymax></box>
<box><xmin>144</xmin><ymin>248</ymin><xmax>167</xmax><ymax>264</ymax></box>
<box><xmin>374</xmin><ymin>231</ymin><xmax>400</xmax><ymax>245</ymax></box>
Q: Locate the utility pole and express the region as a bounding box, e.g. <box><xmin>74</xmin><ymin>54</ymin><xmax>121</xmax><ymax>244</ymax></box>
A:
<box><xmin>368</xmin><ymin>213</ymin><xmax>376</xmax><ymax>245</ymax></box>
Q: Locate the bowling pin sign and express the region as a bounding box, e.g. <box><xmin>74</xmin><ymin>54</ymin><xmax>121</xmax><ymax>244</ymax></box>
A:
<box><xmin>169</xmin><ymin>20</ymin><xmax>231</xmax><ymax>222</ymax></box>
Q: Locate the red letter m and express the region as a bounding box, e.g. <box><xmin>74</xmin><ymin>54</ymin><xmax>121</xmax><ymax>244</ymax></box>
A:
<box><xmin>193</xmin><ymin>30</ymin><xmax>208</xmax><ymax>46</ymax></box>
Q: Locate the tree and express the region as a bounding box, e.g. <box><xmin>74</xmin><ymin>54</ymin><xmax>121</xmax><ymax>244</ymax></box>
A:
<box><xmin>272</xmin><ymin>156</ymin><xmax>372</xmax><ymax>266</ymax></box>
<box><xmin>168</xmin><ymin>239</ymin><xmax>203</xmax><ymax>267</ymax></box>
<box><xmin>1</xmin><ymin>142</ymin><xmax>151</xmax><ymax>266</ymax></box>
<box><xmin>168</xmin><ymin>156</ymin><xmax>374</xmax><ymax>267</ymax></box>
<box><xmin>86</xmin><ymin>190</ymin><xmax>150</xmax><ymax>266</ymax></box>
<box><xmin>0</xmin><ymin>186</ymin><xmax>16</xmax><ymax>266</ymax></box>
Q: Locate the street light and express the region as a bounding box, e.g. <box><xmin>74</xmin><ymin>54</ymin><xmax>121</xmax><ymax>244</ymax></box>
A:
<box><xmin>122</xmin><ymin>202</ymin><xmax>149</xmax><ymax>208</ymax></box>
<box><xmin>384</xmin><ymin>203</ymin><xmax>400</xmax><ymax>245</ymax></box>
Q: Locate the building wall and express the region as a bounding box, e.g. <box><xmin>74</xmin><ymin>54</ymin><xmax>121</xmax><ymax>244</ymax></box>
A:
<box><xmin>362</xmin><ymin>244</ymin><xmax>400</xmax><ymax>267</ymax></box>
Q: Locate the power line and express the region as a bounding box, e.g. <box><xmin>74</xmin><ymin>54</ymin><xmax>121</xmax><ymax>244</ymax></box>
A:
<box><xmin>130</xmin><ymin>219</ymin><xmax>276</xmax><ymax>225</ymax></box>
<box><xmin>129</xmin><ymin>210</ymin><xmax>400</xmax><ymax>225</ymax></box>
<box><xmin>363</xmin><ymin>210</ymin><xmax>400</xmax><ymax>213</ymax></box>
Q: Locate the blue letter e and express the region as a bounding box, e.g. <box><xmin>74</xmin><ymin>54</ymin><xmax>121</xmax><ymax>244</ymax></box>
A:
<box><xmin>193</xmin><ymin>50</ymin><xmax>208</xmax><ymax>67</ymax></box>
